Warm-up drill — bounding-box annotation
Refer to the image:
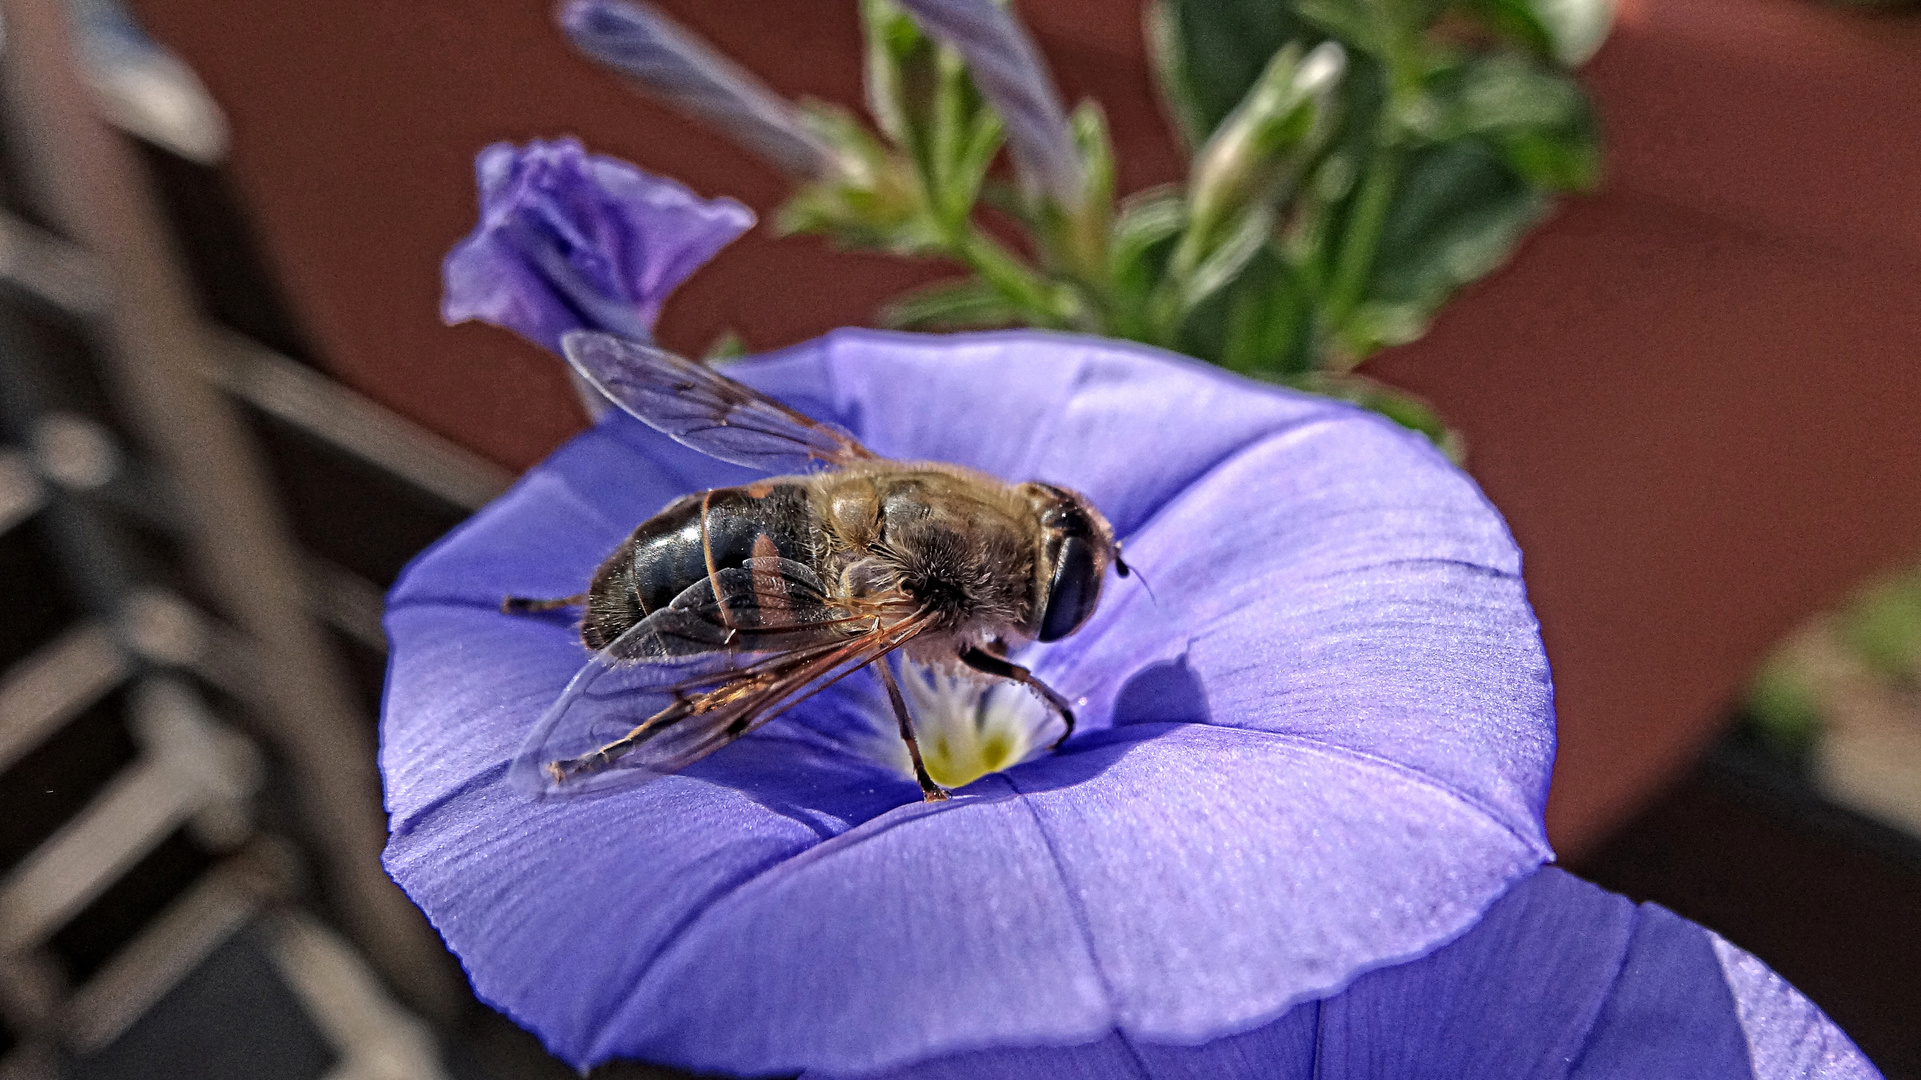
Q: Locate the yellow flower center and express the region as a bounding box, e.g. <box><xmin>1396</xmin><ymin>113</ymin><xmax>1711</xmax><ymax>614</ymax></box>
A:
<box><xmin>861</xmin><ymin>660</ymin><xmax>1059</xmax><ymax>790</ymax></box>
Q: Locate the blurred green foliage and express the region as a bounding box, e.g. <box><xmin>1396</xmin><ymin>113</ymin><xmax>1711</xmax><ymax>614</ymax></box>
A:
<box><xmin>581</xmin><ymin>0</ymin><xmax>1611</xmax><ymax>440</ymax></box>
<box><xmin>1745</xmin><ymin>653</ymin><xmax>1826</xmax><ymax>761</ymax></box>
<box><xmin>1842</xmin><ymin>568</ymin><xmax>1921</xmax><ymax>681</ymax></box>
<box><xmin>779</xmin><ymin>0</ymin><xmax>1607</xmax><ymax>441</ymax></box>
<box><xmin>1744</xmin><ymin>563</ymin><xmax>1921</xmax><ymax>760</ymax></box>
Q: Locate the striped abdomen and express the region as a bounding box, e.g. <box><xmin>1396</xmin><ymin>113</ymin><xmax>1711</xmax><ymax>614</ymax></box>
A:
<box><xmin>581</xmin><ymin>482</ymin><xmax>817</xmax><ymax>650</ymax></box>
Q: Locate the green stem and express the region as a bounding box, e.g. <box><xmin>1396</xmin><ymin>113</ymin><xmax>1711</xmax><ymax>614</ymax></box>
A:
<box><xmin>1324</xmin><ymin>140</ymin><xmax>1398</xmax><ymax>336</ymax></box>
<box><xmin>930</xmin><ymin>52</ymin><xmax>966</xmax><ymax>223</ymax></box>
<box><xmin>1319</xmin><ymin>1</ymin><xmax>1424</xmax><ymax>369</ymax></box>
<box><xmin>955</xmin><ymin>227</ymin><xmax>1078</xmax><ymax>327</ymax></box>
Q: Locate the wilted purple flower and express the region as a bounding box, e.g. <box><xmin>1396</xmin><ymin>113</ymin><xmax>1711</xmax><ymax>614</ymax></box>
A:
<box><xmin>380</xmin><ymin>331</ymin><xmax>1874</xmax><ymax>1076</ymax></box>
<box><xmin>441</xmin><ymin>137</ymin><xmax>754</xmax><ymax>354</ymax></box>
<box><xmin>557</xmin><ymin>0</ymin><xmax>841</xmax><ymax>179</ymax></box>
<box><xmin>893</xmin><ymin>0</ymin><xmax>1083</xmax><ymax>207</ymax></box>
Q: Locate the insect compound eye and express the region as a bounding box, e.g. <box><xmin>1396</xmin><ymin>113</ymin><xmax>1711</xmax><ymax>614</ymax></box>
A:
<box><xmin>1037</xmin><ymin>487</ymin><xmax>1090</xmax><ymax>535</ymax></box>
<box><xmin>1039</xmin><ymin>535</ymin><xmax>1101</xmax><ymax>642</ymax></box>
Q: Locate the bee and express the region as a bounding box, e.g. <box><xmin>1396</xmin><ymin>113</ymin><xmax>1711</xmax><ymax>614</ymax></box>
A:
<box><xmin>503</xmin><ymin>330</ymin><xmax>1129</xmax><ymax>801</ymax></box>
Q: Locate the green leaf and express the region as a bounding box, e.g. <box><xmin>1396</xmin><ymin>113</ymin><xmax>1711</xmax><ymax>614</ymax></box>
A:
<box><xmin>1109</xmin><ymin>187</ymin><xmax>1186</xmax><ymax>280</ymax></box>
<box><xmin>1338</xmin><ymin>300</ymin><xmax>1434</xmax><ymax>351</ymax></box>
<box><xmin>955</xmin><ymin>228</ymin><xmax>1086</xmax><ymax>328</ymax></box>
<box><xmin>778</xmin><ymin>115</ymin><xmax>932</xmax><ymax>250</ymax></box>
<box><xmin>861</xmin><ymin>0</ymin><xmax>939</xmax><ymax>153</ymax></box>
<box><xmin>1417</xmin><ymin>55</ymin><xmax>1583</xmax><ymax>138</ymax></box>
<box><xmin>1340</xmin><ymin>138</ymin><xmax>1550</xmax><ymax>355</ymax></box>
<box><xmin>860</xmin><ymin>0</ymin><xmax>1011</xmax><ymax>236</ymax></box>
<box><xmin>1167</xmin><ymin>244</ymin><xmax>1318</xmax><ymax>377</ymax></box>
<box><xmin>1104</xmin><ymin>187</ymin><xmax>1186</xmax><ymax>336</ymax></box>
<box><xmin>1178</xmin><ymin>205</ymin><xmax>1277</xmax><ymax>317</ymax></box>
<box><xmin>881</xmin><ymin>277</ymin><xmax>1027</xmax><ymax>330</ymax></box>
<box><xmin>1219</xmin><ymin>251</ymin><xmax>1317</xmax><ymax>377</ymax></box>
<box><xmin>1069</xmin><ymin>101</ymin><xmax>1117</xmax><ymax>223</ymax></box>
<box><xmin>1292</xmin><ymin>0</ymin><xmax>1387</xmax><ymax>57</ymax></box>
<box><xmin>1175</xmin><ymin>41</ymin><xmax>1343</xmax><ymax>284</ymax></box>
<box><xmin>1036</xmin><ymin>100</ymin><xmax>1119</xmax><ymax>283</ymax></box>
<box><xmin>1499</xmin><ymin>122</ymin><xmax>1599</xmax><ymax>190</ymax></box>
<box><xmin>1414</xmin><ymin>56</ymin><xmax>1600</xmax><ymax>190</ymax></box>
<box><xmin>1147</xmin><ymin>0</ymin><xmax>1323</xmax><ymax>145</ymax></box>
<box><xmin>950</xmin><ymin>101</ymin><xmax>1005</xmax><ymax>216</ymax></box>
<box><xmin>926</xmin><ymin>47</ymin><xmax>1002</xmax><ymax>227</ymax></box>
<box><xmin>1455</xmin><ymin>0</ymin><xmax>1614</xmax><ymax>67</ymax></box>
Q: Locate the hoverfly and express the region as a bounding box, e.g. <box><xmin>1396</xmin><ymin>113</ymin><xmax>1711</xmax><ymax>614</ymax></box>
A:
<box><xmin>504</xmin><ymin>331</ymin><xmax>1128</xmax><ymax>801</ymax></box>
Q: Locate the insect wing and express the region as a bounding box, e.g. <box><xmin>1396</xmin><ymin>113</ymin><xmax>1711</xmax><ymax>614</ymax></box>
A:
<box><xmin>510</xmin><ymin>558</ymin><xmax>925</xmax><ymax>795</ymax></box>
<box><xmin>562</xmin><ymin>330</ymin><xmax>881</xmax><ymax>472</ymax></box>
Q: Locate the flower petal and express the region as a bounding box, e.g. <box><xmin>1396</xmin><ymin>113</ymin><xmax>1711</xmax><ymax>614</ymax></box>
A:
<box><xmin>440</xmin><ymin>137</ymin><xmax>753</xmax><ymax>353</ymax></box>
<box><xmin>1317</xmin><ymin>869</ymin><xmax>1750</xmax><ymax>1079</ymax></box>
<box><xmin>834</xmin><ymin>868</ymin><xmax>1861</xmax><ymax>1079</ymax></box>
<box><xmin>591</xmin><ymin>726</ymin><xmax>1537</xmax><ymax>1072</ymax></box>
<box><xmin>382</xmin><ymin>330</ymin><xmax>1556</xmax><ymax>1073</ymax></box>
<box><xmin>1710</xmin><ymin>934</ymin><xmax>1881</xmax><ymax>1080</ymax></box>
<box><xmin>751</xmin><ymin>330</ymin><xmax>1553</xmax><ymax>845</ymax></box>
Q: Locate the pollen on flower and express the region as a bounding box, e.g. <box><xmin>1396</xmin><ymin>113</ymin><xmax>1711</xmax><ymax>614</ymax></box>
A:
<box><xmin>861</xmin><ymin>659</ymin><xmax>1059</xmax><ymax>790</ymax></box>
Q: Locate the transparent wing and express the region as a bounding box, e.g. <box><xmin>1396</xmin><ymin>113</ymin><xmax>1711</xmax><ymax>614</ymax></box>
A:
<box><xmin>510</xmin><ymin>558</ymin><xmax>928</xmax><ymax>795</ymax></box>
<box><xmin>562</xmin><ymin>330</ymin><xmax>882</xmax><ymax>472</ymax></box>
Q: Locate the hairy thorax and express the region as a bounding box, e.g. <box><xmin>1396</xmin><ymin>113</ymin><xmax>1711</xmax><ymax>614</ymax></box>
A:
<box><xmin>807</xmin><ymin>463</ymin><xmax>1041</xmax><ymax>659</ymax></box>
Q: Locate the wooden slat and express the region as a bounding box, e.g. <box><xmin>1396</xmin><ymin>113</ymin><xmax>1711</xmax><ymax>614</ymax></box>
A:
<box><xmin>210</xmin><ymin>330</ymin><xmax>512</xmax><ymax>512</ymax></box>
<box><xmin>0</xmin><ymin>624</ymin><xmax>128</xmax><ymax>774</ymax></box>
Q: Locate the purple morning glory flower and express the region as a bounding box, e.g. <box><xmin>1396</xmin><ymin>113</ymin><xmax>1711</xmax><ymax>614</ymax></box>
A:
<box><xmin>380</xmin><ymin>330</ymin><xmax>1873</xmax><ymax>1076</ymax></box>
<box><xmin>440</xmin><ymin>137</ymin><xmax>754</xmax><ymax>354</ymax></box>
<box><xmin>557</xmin><ymin>0</ymin><xmax>841</xmax><ymax>179</ymax></box>
<box><xmin>838</xmin><ymin>866</ymin><xmax>1878</xmax><ymax>1079</ymax></box>
<box><xmin>892</xmin><ymin>0</ymin><xmax>1083</xmax><ymax>207</ymax></box>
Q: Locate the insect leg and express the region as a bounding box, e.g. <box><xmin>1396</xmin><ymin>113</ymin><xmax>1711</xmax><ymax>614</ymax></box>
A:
<box><xmin>874</xmin><ymin>660</ymin><xmax>949</xmax><ymax>802</ymax></box>
<box><xmin>959</xmin><ymin>647</ymin><xmax>1076</xmax><ymax>749</ymax></box>
<box><xmin>501</xmin><ymin>593</ymin><xmax>587</xmax><ymax>615</ymax></box>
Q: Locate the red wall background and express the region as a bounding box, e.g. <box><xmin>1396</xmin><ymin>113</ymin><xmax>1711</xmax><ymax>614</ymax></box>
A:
<box><xmin>132</xmin><ymin>0</ymin><xmax>1921</xmax><ymax>856</ymax></box>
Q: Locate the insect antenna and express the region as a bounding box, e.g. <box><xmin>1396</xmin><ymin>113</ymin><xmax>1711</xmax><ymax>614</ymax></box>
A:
<box><xmin>1113</xmin><ymin>542</ymin><xmax>1161</xmax><ymax>609</ymax></box>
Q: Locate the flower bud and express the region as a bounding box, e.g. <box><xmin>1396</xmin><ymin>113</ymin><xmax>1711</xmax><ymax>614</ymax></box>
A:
<box><xmin>557</xmin><ymin>0</ymin><xmax>842</xmax><ymax>179</ymax></box>
<box><xmin>1176</xmin><ymin>40</ymin><xmax>1344</xmax><ymax>278</ymax></box>
<box><xmin>893</xmin><ymin>0</ymin><xmax>1083</xmax><ymax>209</ymax></box>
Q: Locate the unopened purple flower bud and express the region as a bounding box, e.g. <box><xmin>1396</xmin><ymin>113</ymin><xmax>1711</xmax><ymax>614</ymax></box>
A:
<box><xmin>893</xmin><ymin>0</ymin><xmax>1083</xmax><ymax>208</ymax></box>
<box><xmin>558</xmin><ymin>0</ymin><xmax>841</xmax><ymax>179</ymax></box>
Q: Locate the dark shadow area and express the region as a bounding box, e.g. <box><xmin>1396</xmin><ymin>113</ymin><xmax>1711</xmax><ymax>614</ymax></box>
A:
<box><xmin>679</xmin><ymin>722</ymin><xmax>923</xmax><ymax>841</ymax></box>
<box><xmin>241</xmin><ymin>405</ymin><xmax>471</xmax><ymax>589</ymax></box>
<box><xmin>136</xmin><ymin>145</ymin><xmax>316</xmax><ymax>364</ymax></box>
<box><xmin>0</xmin><ymin>514</ymin><xmax>83</xmax><ymax>670</ymax></box>
<box><xmin>0</xmin><ymin>293</ymin><xmax>122</xmax><ymax>429</ymax></box>
<box><xmin>51</xmin><ymin>830</ymin><xmax>219</xmax><ymax>985</ymax></box>
<box><xmin>1110</xmin><ymin>654</ymin><xmax>1213</xmax><ymax>727</ymax></box>
<box><xmin>72</xmin><ymin>927</ymin><xmax>338</xmax><ymax>1080</ymax></box>
<box><xmin>1574</xmin><ymin>728</ymin><xmax>1921</xmax><ymax>1080</ymax></box>
<box><xmin>0</xmin><ymin>684</ymin><xmax>139</xmax><ymax>871</ymax></box>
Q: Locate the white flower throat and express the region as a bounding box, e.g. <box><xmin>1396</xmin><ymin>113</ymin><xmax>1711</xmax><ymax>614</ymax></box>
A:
<box><xmin>860</xmin><ymin>659</ymin><xmax>1061</xmax><ymax>790</ymax></box>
